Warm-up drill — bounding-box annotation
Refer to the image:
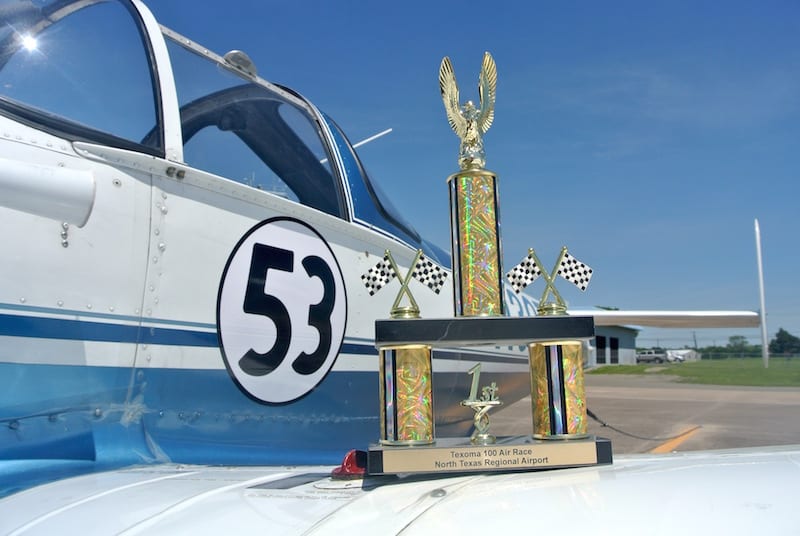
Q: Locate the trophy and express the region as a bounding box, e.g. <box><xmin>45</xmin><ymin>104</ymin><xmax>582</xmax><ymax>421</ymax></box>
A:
<box><xmin>440</xmin><ymin>52</ymin><xmax>504</xmax><ymax>317</ymax></box>
<box><xmin>362</xmin><ymin>53</ymin><xmax>610</xmax><ymax>477</ymax></box>
<box><xmin>507</xmin><ymin>247</ymin><xmax>594</xmax><ymax>438</ymax></box>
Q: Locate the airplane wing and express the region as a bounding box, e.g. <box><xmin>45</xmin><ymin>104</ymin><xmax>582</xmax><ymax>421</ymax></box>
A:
<box><xmin>571</xmin><ymin>309</ymin><xmax>761</xmax><ymax>328</ymax></box>
<box><xmin>2</xmin><ymin>446</ymin><xmax>797</xmax><ymax>533</ymax></box>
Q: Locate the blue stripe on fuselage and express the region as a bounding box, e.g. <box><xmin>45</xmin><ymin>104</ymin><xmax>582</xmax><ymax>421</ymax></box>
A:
<box><xmin>0</xmin><ymin>312</ymin><xmax>528</xmax><ymax>364</ymax></box>
<box><xmin>0</xmin><ymin>313</ymin><xmax>218</xmax><ymax>347</ymax></box>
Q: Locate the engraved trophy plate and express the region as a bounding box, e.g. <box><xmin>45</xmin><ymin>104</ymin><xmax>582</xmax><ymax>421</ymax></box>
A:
<box><xmin>368</xmin><ymin>436</ymin><xmax>610</xmax><ymax>475</ymax></box>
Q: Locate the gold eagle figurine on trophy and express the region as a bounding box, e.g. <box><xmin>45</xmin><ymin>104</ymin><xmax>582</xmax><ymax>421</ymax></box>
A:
<box><xmin>439</xmin><ymin>51</ymin><xmax>497</xmax><ymax>171</ymax></box>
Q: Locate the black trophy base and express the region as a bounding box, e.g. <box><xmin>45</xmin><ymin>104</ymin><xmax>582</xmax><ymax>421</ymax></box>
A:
<box><xmin>367</xmin><ymin>435</ymin><xmax>612</xmax><ymax>476</ymax></box>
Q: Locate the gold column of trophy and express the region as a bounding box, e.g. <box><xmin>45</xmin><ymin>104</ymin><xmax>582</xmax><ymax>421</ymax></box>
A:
<box><xmin>507</xmin><ymin>247</ymin><xmax>594</xmax><ymax>438</ymax></box>
<box><xmin>362</xmin><ymin>250</ymin><xmax>448</xmax><ymax>445</ymax></box>
<box><xmin>440</xmin><ymin>52</ymin><xmax>505</xmax><ymax>317</ymax></box>
<box><xmin>441</xmin><ymin>52</ymin><xmax>504</xmax><ymax>442</ymax></box>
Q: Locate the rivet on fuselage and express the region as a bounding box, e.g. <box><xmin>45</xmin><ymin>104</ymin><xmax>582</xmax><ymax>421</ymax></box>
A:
<box><xmin>60</xmin><ymin>222</ymin><xmax>69</xmax><ymax>247</ymax></box>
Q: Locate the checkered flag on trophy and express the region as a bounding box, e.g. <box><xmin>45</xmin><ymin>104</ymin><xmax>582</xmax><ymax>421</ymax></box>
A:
<box><xmin>557</xmin><ymin>251</ymin><xmax>593</xmax><ymax>291</ymax></box>
<box><xmin>361</xmin><ymin>253</ymin><xmax>396</xmax><ymax>295</ymax></box>
<box><xmin>506</xmin><ymin>252</ymin><xmax>543</xmax><ymax>294</ymax></box>
<box><xmin>411</xmin><ymin>254</ymin><xmax>448</xmax><ymax>294</ymax></box>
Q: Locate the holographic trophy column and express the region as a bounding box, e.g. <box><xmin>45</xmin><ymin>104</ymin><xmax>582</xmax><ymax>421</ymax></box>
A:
<box><xmin>530</xmin><ymin>340</ymin><xmax>587</xmax><ymax>438</ymax></box>
<box><xmin>379</xmin><ymin>344</ymin><xmax>434</xmax><ymax>445</ymax></box>
<box><xmin>362</xmin><ymin>250</ymin><xmax>448</xmax><ymax>445</ymax></box>
<box><xmin>507</xmin><ymin>247</ymin><xmax>594</xmax><ymax>438</ymax></box>
<box><xmin>441</xmin><ymin>52</ymin><xmax>505</xmax><ymax>316</ymax></box>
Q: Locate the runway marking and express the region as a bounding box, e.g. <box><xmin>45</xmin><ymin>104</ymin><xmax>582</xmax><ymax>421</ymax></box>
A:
<box><xmin>649</xmin><ymin>425</ymin><xmax>701</xmax><ymax>454</ymax></box>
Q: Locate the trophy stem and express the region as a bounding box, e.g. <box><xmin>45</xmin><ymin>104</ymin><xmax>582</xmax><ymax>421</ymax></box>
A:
<box><xmin>461</xmin><ymin>399</ymin><xmax>503</xmax><ymax>445</ymax></box>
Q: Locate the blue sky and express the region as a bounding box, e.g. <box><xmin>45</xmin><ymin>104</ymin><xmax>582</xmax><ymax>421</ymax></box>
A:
<box><xmin>151</xmin><ymin>1</ymin><xmax>799</xmax><ymax>349</ymax></box>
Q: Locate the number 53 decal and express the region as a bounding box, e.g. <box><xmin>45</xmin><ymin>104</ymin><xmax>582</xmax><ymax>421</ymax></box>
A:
<box><xmin>217</xmin><ymin>218</ymin><xmax>347</xmax><ymax>404</ymax></box>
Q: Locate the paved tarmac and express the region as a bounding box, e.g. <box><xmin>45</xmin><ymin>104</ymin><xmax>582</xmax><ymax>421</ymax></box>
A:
<box><xmin>490</xmin><ymin>372</ymin><xmax>800</xmax><ymax>454</ymax></box>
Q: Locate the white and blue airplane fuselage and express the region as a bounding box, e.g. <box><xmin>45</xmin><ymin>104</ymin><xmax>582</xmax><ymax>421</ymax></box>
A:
<box><xmin>0</xmin><ymin>0</ymin><xmax>538</xmax><ymax>496</ymax></box>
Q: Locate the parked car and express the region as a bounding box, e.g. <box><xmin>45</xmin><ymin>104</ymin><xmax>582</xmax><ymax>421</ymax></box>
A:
<box><xmin>636</xmin><ymin>350</ymin><xmax>686</xmax><ymax>363</ymax></box>
<box><xmin>636</xmin><ymin>350</ymin><xmax>667</xmax><ymax>363</ymax></box>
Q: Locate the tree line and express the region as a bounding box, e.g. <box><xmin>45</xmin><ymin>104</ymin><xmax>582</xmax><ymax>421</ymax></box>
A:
<box><xmin>642</xmin><ymin>328</ymin><xmax>800</xmax><ymax>358</ymax></box>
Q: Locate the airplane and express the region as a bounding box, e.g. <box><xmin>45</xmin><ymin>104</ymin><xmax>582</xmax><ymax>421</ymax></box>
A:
<box><xmin>0</xmin><ymin>0</ymin><xmax>543</xmax><ymax>498</ymax></box>
<box><xmin>2</xmin><ymin>0</ymin><xmax>788</xmax><ymax>533</ymax></box>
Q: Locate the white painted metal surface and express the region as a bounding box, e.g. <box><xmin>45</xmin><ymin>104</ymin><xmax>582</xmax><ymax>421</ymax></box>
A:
<box><xmin>0</xmin><ymin>156</ymin><xmax>95</xmax><ymax>227</ymax></box>
<box><xmin>2</xmin><ymin>446</ymin><xmax>797</xmax><ymax>535</ymax></box>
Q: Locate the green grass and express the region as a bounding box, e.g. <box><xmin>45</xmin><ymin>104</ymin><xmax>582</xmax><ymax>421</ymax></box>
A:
<box><xmin>588</xmin><ymin>358</ymin><xmax>800</xmax><ymax>387</ymax></box>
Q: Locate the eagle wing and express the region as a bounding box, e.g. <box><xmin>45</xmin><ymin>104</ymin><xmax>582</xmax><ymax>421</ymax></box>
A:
<box><xmin>439</xmin><ymin>56</ymin><xmax>467</xmax><ymax>138</ymax></box>
<box><xmin>477</xmin><ymin>52</ymin><xmax>497</xmax><ymax>134</ymax></box>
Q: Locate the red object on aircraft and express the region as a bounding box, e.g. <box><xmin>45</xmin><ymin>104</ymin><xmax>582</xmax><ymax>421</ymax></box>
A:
<box><xmin>331</xmin><ymin>450</ymin><xmax>367</xmax><ymax>480</ymax></box>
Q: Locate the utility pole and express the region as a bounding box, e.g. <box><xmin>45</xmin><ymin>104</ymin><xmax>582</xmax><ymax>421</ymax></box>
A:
<box><xmin>755</xmin><ymin>219</ymin><xmax>769</xmax><ymax>368</ymax></box>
